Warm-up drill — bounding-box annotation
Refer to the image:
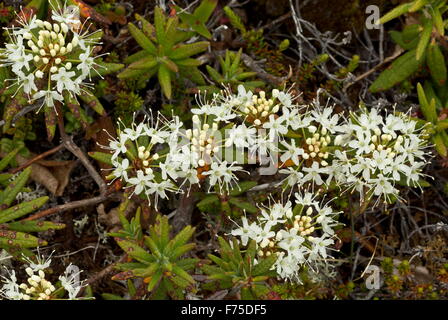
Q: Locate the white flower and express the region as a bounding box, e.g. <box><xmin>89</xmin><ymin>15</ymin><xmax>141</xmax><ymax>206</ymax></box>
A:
<box><xmin>111</xmin><ymin>158</ymin><xmax>129</xmax><ymax>182</ymax></box>
<box><xmin>51</xmin><ymin>67</ymin><xmax>77</xmax><ymax>93</ymax></box>
<box><xmin>59</xmin><ymin>264</ymin><xmax>86</xmax><ymax>300</ymax></box>
<box><xmin>231</xmin><ymin>217</ymin><xmax>254</xmax><ymax>246</ymax></box>
<box><xmin>202</xmin><ymin>161</ymin><xmax>244</xmax><ymax>192</ymax></box>
<box><xmin>227</xmin><ymin>124</ymin><xmax>256</xmax><ymax>149</ymax></box>
<box><xmin>280</xmin><ymin>139</ymin><xmax>304</xmax><ymax>166</ymax></box>
<box><xmin>127</xmin><ymin>170</ymin><xmax>153</xmax><ymax>195</ymax></box>
<box><xmin>0</xmin><ymin>270</ymin><xmax>24</xmax><ymax>300</ymax></box>
<box><xmin>109</xmin><ymin>133</ymin><xmax>129</xmax><ymax>160</ymax></box>
<box><xmin>32</xmin><ymin>89</ymin><xmax>64</xmax><ymax>108</ymax></box>
<box><xmin>302</xmin><ymin>161</ymin><xmax>328</xmax><ymax>186</ymax></box>
<box><xmin>309</xmin><ymin>236</ymin><xmax>334</xmax><ymax>259</ymax></box>
<box><xmin>263</xmin><ymin>114</ymin><xmax>288</xmax><ymax>139</ymax></box>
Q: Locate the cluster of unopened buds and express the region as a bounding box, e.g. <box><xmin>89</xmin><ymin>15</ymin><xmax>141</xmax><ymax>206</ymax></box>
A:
<box><xmin>240</xmin><ymin>90</ymin><xmax>280</xmax><ymax>126</ymax></box>
<box><xmin>187</xmin><ymin>115</ymin><xmax>221</xmax><ymax>168</ymax></box>
<box><xmin>18</xmin><ymin>268</ymin><xmax>56</xmax><ymax>300</ymax></box>
<box><xmin>303</xmin><ymin>128</ymin><xmax>331</xmax><ymax>163</ymax></box>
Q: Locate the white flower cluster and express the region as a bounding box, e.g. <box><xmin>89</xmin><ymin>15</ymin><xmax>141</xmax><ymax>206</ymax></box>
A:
<box><xmin>105</xmin><ymin>112</ymin><xmax>246</xmax><ymax>200</ymax></box>
<box><xmin>0</xmin><ymin>4</ymin><xmax>104</xmax><ymax>109</ymax></box>
<box><xmin>0</xmin><ymin>252</ymin><xmax>86</xmax><ymax>300</ymax></box>
<box><xmin>332</xmin><ymin>108</ymin><xmax>429</xmax><ymax>203</ymax></box>
<box><xmin>107</xmin><ymin>86</ymin><xmax>429</xmax><ymax>204</ymax></box>
<box><xmin>104</xmin><ymin>116</ymin><xmax>182</xmax><ymax>206</ymax></box>
<box><xmin>231</xmin><ymin>192</ymin><xmax>340</xmax><ymax>282</ymax></box>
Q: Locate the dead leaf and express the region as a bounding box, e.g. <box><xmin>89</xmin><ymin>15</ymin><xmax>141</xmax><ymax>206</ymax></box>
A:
<box><xmin>16</xmin><ymin>154</ymin><xmax>76</xmax><ymax>196</ymax></box>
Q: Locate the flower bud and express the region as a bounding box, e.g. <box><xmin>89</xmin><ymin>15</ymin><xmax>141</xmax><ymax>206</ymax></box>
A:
<box><xmin>44</xmin><ymin>21</ymin><xmax>52</xmax><ymax>30</ymax></box>
<box><xmin>61</xmin><ymin>23</ymin><xmax>68</xmax><ymax>33</ymax></box>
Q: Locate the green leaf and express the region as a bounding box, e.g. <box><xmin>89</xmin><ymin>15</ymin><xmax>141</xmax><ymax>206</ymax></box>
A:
<box><xmin>427</xmin><ymin>42</ymin><xmax>447</xmax><ymax>86</ymax></box>
<box><xmin>118</xmin><ymin>57</ymin><xmax>159</xmax><ymax>79</ymax></box>
<box><xmin>0</xmin><ymin>230</ymin><xmax>45</xmax><ymax>248</ymax></box>
<box><xmin>241</xmin><ymin>286</ymin><xmax>255</xmax><ymax>300</ymax></box>
<box><xmin>101</xmin><ymin>293</ymin><xmax>124</xmax><ymax>300</ymax></box>
<box><xmin>92</xmin><ymin>62</ymin><xmax>124</xmax><ymax>77</ymax></box>
<box><xmin>433</xmin><ymin>6</ymin><xmax>445</xmax><ymax>36</ymax></box>
<box><xmin>6</xmin><ymin>220</ymin><xmax>65</xmax><ymax>232</ymax></box>
<box><xmin>0</xmin><ymin>148</ymin><xmax>21</xmax><ymax>172</ymax></box>
<box><xmin>228</xmin><ymin>198</ymin><xmax>258</xmax><ymax>213</ymax></box>
<box><xmin>378</xmin><ymin>3</ymin><xmax>412</xmax><ymax>24</ymax></box>
<box><xmin>0</xmin><ymin>196</ymin><xmax>48</xmax><ymax>224</ymax></box>
<box><xmin>369</xmin><ymin>49</ymin><xmax>421</xmax><ymax>92</ymax></box>
<box><xmin>147</xmin><ymin>269</ymin><xmax>163</xmax><ymax>291</ymax></box>
<box><xmin>172</xmin><ymin>265</ymin><xmax>195</xmax><ymax>284</ymax></box>
<box><xmin>154</xmin><ymin>7</ymin><xmax>167</xmax><ymax>46</ymax></box>
<box><xmin>161</xmin><ymin>58</ymin><xmax>179</xmax><ymax>73</ymax></box>
<box><xmin>437</xmin><ymin>119</ymin><xmax>448</xmax><ymax>130</ymax></box>
<box><xmin>169</xmin><ymin>42</ymin><xmax>209</xmax><ymax>60</ymax></box>
<box><xmin>170</xmin><ymin>243</ymin><xmax>195</xmax><ymax>260</ymax></box>
<box><xmin>0</xmin><ymin>167</ymin><xmax>31</xmax><ymax>207</ymax></box>
<box><xmin>175</xmin><ymin>58</ymin><xmax>202</xmax><ymax>67</ymax></box>
<box><xmin>417</xmin><ymin>82</ymin><xmax>438</xmax><ymax>123</ymax></box>
<box><xmin>229</xmin><ymin>181</ymin><xmax>257</xmax><ymax>196</ymax></box>
<box><xmin>124</xmin><ymin>50</ymin><xmax>148</xmax><ymax>64</ymax></box>
<box><xmin>194</xmin><ymin>0</ymin><xmax>218</xmax><ymax>23</ymax></box>
<box><xmin>223</xmin><ymin>6</ymin><xmax>246</xmax><ymax>33</ymax></box>
<box><xmin>197</xmin><ymin>194</ymin><xmax>219</xmax><ymax>207</ymax></box>
<box><xmin>409</xmin><ymin>0</ymin><xmax>429</xmax><ymax>12</ymax></box>
<box><xmin>78</xmin><ymin>90</ymin><xmax>106</xmax><ymax>115</ymax></box>
<box><xmin>158</xmin><ymin>64</ymin><xmax>172</xmax><ymax>99</ymax></box>
<box><xmin>88</xmin><ymin>151</ymin><xmax>113</xmax><ymax>166</ymax></box>
<box><xmin>423</xmin><ymin>80</ymin><xmax>442</xmax><ymax>110</ymax></box>
<box><xmin>115</xmin><ymin>238</ymin><xmax>153</xmax><ymax>264</ymax></box>
<box><xmin>206</xmin><ymin>65</ymin><xmax>223</xmax><ymax>83</ymax></box>
<box><xmin>416</xmin><ymin>19</ymin><xmax>433</xmax><ymax>61</ymax></box>
<box><xmin>128</xmin><ymin>23</ymin><xmax>157</xmax><ymax>54</ymax></box>
<box><xmin>170</xmin><ymin>225</ymin><xmax>195</xmax><ymax>249</ymax></box>
<box><xmin>252</xmin><ymin>254</ymin><xmax>277</xmax><ymax>276</ymax></box>
<box><xmin>432</xmin><ymin>133</ymin><xmax>447</xmax><ymax>156</ymax></box>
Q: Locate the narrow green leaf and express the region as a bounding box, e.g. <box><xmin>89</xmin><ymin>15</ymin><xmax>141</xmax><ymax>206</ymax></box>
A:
<box><xmin>229</xmin><ymin>181</ymin><xmax>257</xmax><ymax>196</ymax></box>
<box><xmin>128</xmin><ymin>23</ymin><xmax>157</xmax><ymax>54</ymax></box>
<box><xmin>115</xmin><ymin>238</ymin><xmax>153</xmax><ymax>264</ymax></box>
<box><xmin>0</xmin><ymin>196</ymin><xmax>48</xmax><ymax>224</ymax></box>
<box><xmin>228</xmin><ymin>198</ymin><xmax>258</xmax><ymax>213</ymax></box>
<box><xmin>0</xmin><ymin>167</ymin><xmax>31</xmax><ymax>207</ymax></box>
<box><xmin>252</xmin><ymin>254</ymin><xmax>277</xmax><ymax>276</ymax></box>
<box><xmin>6</xmin><ymin>220</ymin><xmax>65</xmax><ymax>232</ymax></box>
<box><xmin>158</xmin><ymin>64</ymin><xmax>172</xmax><ymax>99</ymax></box>
<box><xmin>369</xmin><ymin>50</ymin><xmax>421</xmax><ymax>92</ymax></box>
<box><xmin>169</xmin><ymin>41</ymin><xmax>209</xmax><ymax>60</ymax></box>
<box><xmin>427</xmin><ymin>42</ymin><xmax>447</xmax><ymax>86</ymax></box>
<box><xmin>78</xmin><ymin>90</ymin><xmax>106</xmax><ymax>115</ymax></box>
<box><xmin>417</xmin><ymin>82</ymin><xmax>438</xmax><ymax>123</ymax></box>
<box><xmin>432</xmin><ymin>133</ymin><xmax>447</xmax><ymax>156</ymax></box>
<box><xmin>0</xmin><ymin>230</ymin><xmax>45</xmax><ymax>248</ymax></box>
<box><xmin>416</xmin><ymin>19</ymin><xmax>433</xmax><ymax>61</ymax></box>
<box><xmin>0</xmin><ymin>148</ymin><xmax>21</xmax><ymax>172</ymax></box>
<box><xmin>378</xmin><ymin>3</ymin><xmax>412</xmax><ymax>24</ymax></box>
<box><xmin>88</xmin><ymin>151</ymin><xmax>113</xmax><ymax>166</ymax></box>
